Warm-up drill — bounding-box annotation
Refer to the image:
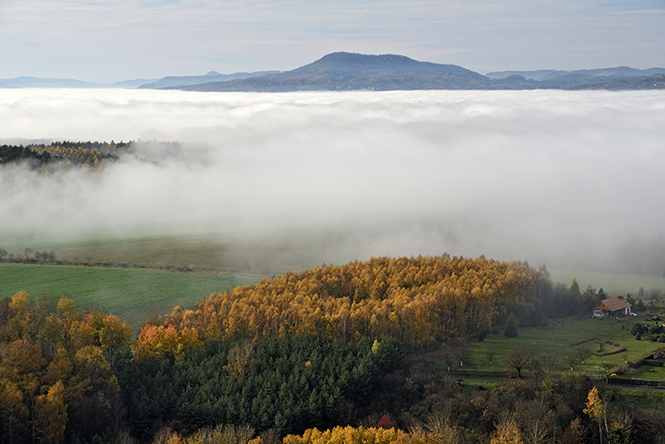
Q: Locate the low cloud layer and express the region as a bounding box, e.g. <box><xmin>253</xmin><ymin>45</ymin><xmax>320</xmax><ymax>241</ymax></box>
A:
<box><xmin>1</xmin><ymin>89</ymin><xmax>665</xmax><ymax>274</ymax></box>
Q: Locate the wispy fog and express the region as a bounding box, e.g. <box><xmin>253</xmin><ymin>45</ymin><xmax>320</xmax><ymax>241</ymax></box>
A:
<box><xmin>1</xmin><ymin>89</ymin><xmax>664</xmax><ymax>274</ymax></box>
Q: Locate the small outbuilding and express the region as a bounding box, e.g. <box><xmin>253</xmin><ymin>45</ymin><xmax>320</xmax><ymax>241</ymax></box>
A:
<box><xmin>592</xmin><ymin>296</ymin><xmax>632</xmax><ymax>318</ymax></box>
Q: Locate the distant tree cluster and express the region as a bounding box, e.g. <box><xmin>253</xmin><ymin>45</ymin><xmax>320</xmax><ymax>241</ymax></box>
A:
<box><xmin>0</xmin><ymin>247</ymin><xmax>56</xmax><ymax>264</ymax></box>
<box><xmin>0</xmin><ymin>140</ymin><xmax>129</xmax><ymax>170</ymax></box>
<box><xmin>0</xmin><ymin>145</ymin><xmax>51</xmax><ymax>166</ymax></box>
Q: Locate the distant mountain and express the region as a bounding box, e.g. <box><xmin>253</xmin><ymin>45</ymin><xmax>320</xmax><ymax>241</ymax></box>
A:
<box><xmin>138</xmin><ymin>71</ymin><xmax>280</xmax><ymax>89</ymax></box>
<box><xmin>0</xmin><ymin>76</ymin><xmax>155</xmax><ymax>89</ymax></box>
<box><xmin>177</xmin><ymin>53</ymin><xmax>665</xmax><ymax>92</ymax></box>
<box><xmin>568</xmin><ymin>74</ymin><xmax>665</xmax><ymax>90</ymax></box>
<box><xmin>485</xmin><ymin>70</ymin><xmax>569</xmax><ymax>81</ymax></box>
<box><xmin>177</xmin><ymin>52</ymin><xmax>495</xmax><ymax>92</ymax></box>
<box><xmin>3</xmin><ymin>55</ymin><xmax>664</xmax><ymax>91</ymax></box>
<box><xmin>487</xmin><ymin>66</ymin><xmax>665</xmax><ymax>81</ymax></box>
<box><xmin>109</xmin><ymin>78</ymin><xmax>159</xmax><ymax>88</ymax></box>
<box><xmin>0</xmin><ymin>76</ymin><xmax>96</xmax><ymax>88</ymax></box>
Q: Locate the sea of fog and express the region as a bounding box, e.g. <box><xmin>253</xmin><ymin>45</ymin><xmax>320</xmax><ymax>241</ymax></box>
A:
<box><xmin>1</xmin><ymin>88</ymin><xmax>664</xmax><ymax>274</ymax></box>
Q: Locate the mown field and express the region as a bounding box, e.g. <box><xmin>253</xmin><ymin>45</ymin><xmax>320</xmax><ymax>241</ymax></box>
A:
<box><xmin>17</xmin><ymin>235</ymin><xmax>665</xmax><ymax>294</ymax></box>
<box><xmin>0</xmin><ymin>263</ymin><xmax>257</xmax><ymax>331</ymax></box>
<box><xmin>35</xmin><ymin>233</ymin><xmax>346</xmax><ymax>276</ymax></box>
<box><xmin>460</xmin><ymin>315</ymin><xmax>665</xmax><ymax>379</ymax></box>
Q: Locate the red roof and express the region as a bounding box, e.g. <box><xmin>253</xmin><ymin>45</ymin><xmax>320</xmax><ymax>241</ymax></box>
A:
<box><xmin>594</xmin><ymin>296</ymin><xmax>631</xmax><ymax>312</ymax></box>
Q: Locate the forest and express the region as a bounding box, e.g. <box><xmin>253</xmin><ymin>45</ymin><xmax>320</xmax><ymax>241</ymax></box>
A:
<box><xmin>0</xmin><ymin>141</ymin><xmax>129</xmax><ymax>169</ymax></box>
<box><xmin>1</xmin><ymin>255</ymin><xmax>665</xmax><ymax>444</ymax></box>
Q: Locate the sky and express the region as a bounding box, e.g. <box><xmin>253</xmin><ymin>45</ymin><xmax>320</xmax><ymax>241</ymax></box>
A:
<box><xmin>1</xmin><ymin>0</ymin><xmax>664</xmax><ymax>83</ymax></box>
<box><xmin>2</xmin><ymin>89</ymin><xmax>665</xmax><ymax>276</ymax></box>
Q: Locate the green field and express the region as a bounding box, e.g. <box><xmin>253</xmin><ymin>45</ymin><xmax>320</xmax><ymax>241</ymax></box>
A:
<box><xmin>463</xmin><ymin>316</ymin><xmax>665</xmax><ymax>379</ymax></box>
<box><xmin>0</xmin><ymin>264</ymin><xmax>258</xmax><ymax>331</ymax></box>
<box><xmin>18</xmin><ymin>236</ymin><xmax>665</xmax><ymax>294</ymax></box>
<box><xmin>16</xmin><ymin>233</ymin><xmax>343</xmax><ymax>277</ymax></box>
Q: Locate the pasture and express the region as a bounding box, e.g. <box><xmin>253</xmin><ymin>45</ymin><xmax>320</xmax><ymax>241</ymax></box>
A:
<box><xmin>0</xmin><ymin>264</ymin><xmax>257</xmax><ymax>331</ymax></box>
<box><xmin>465</xmin><ymin>315</ymin><xmax>665</xmax><ymax>378</ymax></box>
<box><xmin>36</xmin><ymin>236</ymin><xmax>665</xmax><ymax>295</ymax></box>
<box><xmin>29</xmin><ymin>233</ymin><xmax>342</xmax><ymax>277</ymax></box>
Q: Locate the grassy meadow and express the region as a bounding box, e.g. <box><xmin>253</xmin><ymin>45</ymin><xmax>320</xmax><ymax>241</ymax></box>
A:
<box><xmin>38</xmin><ymin>233</ymin><xmax>345</xmax><ymax>276</ymax></box>
<box><xmin>0</xmin><ymin>263</ymin><xmax>257</xmax><ymax>331</ymax></box>
<box><xmin>462</xmin><ymin>315</ymin><xmax>665</xmax><ymax>379</ymax></box>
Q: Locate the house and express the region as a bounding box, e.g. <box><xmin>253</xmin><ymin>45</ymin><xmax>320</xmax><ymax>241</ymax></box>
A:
<box><xmin>654</xmin><ymin>349</ymin><xmax>665</xmax><ymax>360</ymax></box>
<box><xmin>592</xmin><ymin>296</ymin><xmax>632</xmax><ymax>318</ymax></box>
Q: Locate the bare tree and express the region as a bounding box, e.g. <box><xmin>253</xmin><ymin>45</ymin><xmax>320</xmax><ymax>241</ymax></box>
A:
<box><xmin>502</xmin><ymin>345</ymin><xmax>533</xmax><ymax>378</ymax></box>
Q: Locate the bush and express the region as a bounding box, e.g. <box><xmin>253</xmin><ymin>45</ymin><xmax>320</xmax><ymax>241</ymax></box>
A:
<box><xmin>631</xmin><ymin>323</ymin><xmax>644</xmax><ymax>335</ymax></box>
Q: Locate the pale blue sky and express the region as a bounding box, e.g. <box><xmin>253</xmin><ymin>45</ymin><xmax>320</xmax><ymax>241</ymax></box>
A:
<box><xmin>1</xmin><ymin>0</ymin><xmax>664</xmax><ymax>82</ymax></box>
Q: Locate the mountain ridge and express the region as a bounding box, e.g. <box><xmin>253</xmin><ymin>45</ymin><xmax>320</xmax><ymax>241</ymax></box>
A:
<box><xmin>2</xmin><ymin>52</ymin><xmax>664</xmax><ymax>91</ymax></box>
<box><xmin>174</xmin><ymin>52</ymin><xmax>665</xmax><ymax>92</ymax></box>
<box><xmin>487</xmin><ymin>66</ymin><xmax>665</xmax><ymax>81</ymax></box>
<box><xmin>137</xmin><ymin>70</ymin><xmax>280</xmax><ymax>89</ymax></box>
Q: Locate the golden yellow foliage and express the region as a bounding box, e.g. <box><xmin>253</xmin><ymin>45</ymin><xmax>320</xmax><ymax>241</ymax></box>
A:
<box><xmin>152</xmin><ymin>256</ymin><xmax>545</xmax><ymax>349</ymax></box>
<box><xmin>283</xmin><ymin>426</ymin><xmax>426</xmax><ymax>444</ymax></box>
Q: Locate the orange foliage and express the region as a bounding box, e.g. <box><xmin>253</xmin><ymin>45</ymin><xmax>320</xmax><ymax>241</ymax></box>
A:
<box><xmin>134</xmin><ymin>324</ymin><xmax>202</xmax><ymax>361</ymax></box>
<box><xmin>282</xmin><ymin>425</ymin><xmax>426</xmax><ymax>444</ymax></box>
<box><xmin>151</xmin><ymin>255</ymin><xmax>546</xmax><ymax>349</ymax></box>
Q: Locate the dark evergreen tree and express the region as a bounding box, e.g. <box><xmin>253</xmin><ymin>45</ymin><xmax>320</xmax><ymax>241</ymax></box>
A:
<box><xmin>504</xmin><ymin>313</ymin><xmax>518</xmax><ymax>338</ymax></box>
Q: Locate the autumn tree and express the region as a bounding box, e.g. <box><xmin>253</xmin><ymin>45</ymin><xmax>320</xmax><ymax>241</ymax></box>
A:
<box><xmin>584</xmin><ymin>387</ymin><xmax>606</xmax><ymax>444</ymax></box>
<box><xmin>0</xmin><ymin>292</ymin><xmax>128</xmax><ymax>443</ymax></box>
<box><xmin>490</xmin><ymin>417</ymin><xmax>523</xmax><ymax>444</ymax></box>
<box><xmin>34</xmin><ymin>381</ymin><xmax>67</xmax><ymax>444</ymax></box>
<box><xmin>224</xmin><ymin>339</ymin><xmax>258</xmax><ymax>379</ymax></box>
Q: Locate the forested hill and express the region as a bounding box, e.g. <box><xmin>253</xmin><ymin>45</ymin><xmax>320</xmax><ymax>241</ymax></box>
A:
<box><xmin>145</xmin><ymin>255</ymin><xmax>550</xmax><ymax>350</ymax></box>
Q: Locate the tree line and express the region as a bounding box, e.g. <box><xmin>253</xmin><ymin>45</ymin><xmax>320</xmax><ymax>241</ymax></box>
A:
<box><xmin>0</xmin><ymin>141</ymin><xmax>129</xmax><ymax>169</ymax></box>
<box><xmin>0</xmin><ymin>248</ymin><xmax>57</xmax><ymax>264</ymax></box>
